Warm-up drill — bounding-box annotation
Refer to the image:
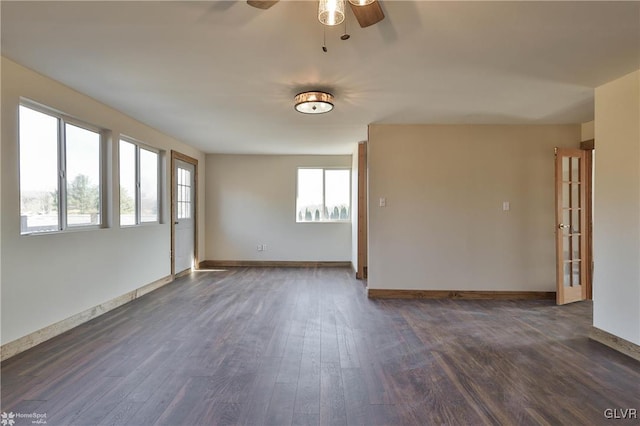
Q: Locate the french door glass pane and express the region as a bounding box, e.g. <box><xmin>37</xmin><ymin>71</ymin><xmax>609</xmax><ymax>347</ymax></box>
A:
<box><xmin>572</xmin><ymin>235</ymin><xmax>581</xmax><ymax>260</ymax></box>
<box><xmin>19</xmin><ymin>106</ymin><xmax>60</xmax><ymax>234</ymax></box>
<box><xmin>571</xmin><ymin>157</ymin><xmax>580</xmax><ymax>182</ymax></box>
<box><xmin>571</xmin><ymin>210</ymin><xmax>580</xmax><ymax>233</ymax></box>
<box><xmin>564</xmin><ymin>263</ymin><xmax>571</xmax><ymax>287</ymax></box>
<box><xmin>119</xmin><ymin>140</ymin><xmax>136</xmax><ymax>226</ymax></box>
<box><xmin>571</xmin><ymin>183</ymin><xmax>580</xmax><ymax>209</ymax></box>
<box><xmin>572</xmin><ymin>261</ymin><xmax>581</xmax><ymax>286</ymax></box>
<box><xmin>140</xmin><ymin>148</ymin><xmax>158</xmax><ymax>223</ymax></box>
<box><xmin>562</xmin><ymin>157</ymin><xmax>570</xmax><ymax>181</ymax></box>
<box><xmin>562</xmin><ymin>183</ymin><xmax>570</xmax><ymax>208</ymax></box>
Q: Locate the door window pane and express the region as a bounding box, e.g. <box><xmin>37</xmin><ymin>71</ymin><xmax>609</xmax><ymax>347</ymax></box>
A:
<box><xmin>562</xmin><ymin>183</ymin><xmax>570</xmax><ymax>208</ymax></box>
<box><xmin>177</xmin><ymin>167</ymin><xmax>192</xmax><ymax>220</ymax></box>
<box><xmin>571</xmin><ymin>209</ymin><xmax>580</xmax><ymax>233</ymax></box>
<box><xmin>19</xmin><ymin>106</ymin><xmax>60</xmax><ymax>233</ymax></box>
<box><xmin>563</xmin><ymin>262</ymin><xmax>571</xmax><ymax>287</ymax></box>
<box><xmin>571</xmin><ymin>157</ymin><xmax>580</xmax><ymax>182</ymax></box>
<box><xmin>572</xmin><ymin>261</ymin><xmax>581</xmax><ymax>287</ymax></box>
<box><xmin>562</xmin><ymin>157</ymin><xmax>570</xmax><ymax>181</ymax></box>
<box><xmin>572</xmin><ymin>235</ymin><xmax>581</xmax><ymax>260</ymax></box>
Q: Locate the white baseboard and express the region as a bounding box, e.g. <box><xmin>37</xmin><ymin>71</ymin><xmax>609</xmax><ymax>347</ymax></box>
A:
<box><xmin>0</xmin><ymin>275</ymin><xmax>173</xmax><ymax>361</ymax></box>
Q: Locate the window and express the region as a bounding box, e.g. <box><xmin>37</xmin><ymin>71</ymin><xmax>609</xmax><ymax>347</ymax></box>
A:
<box><xmin>119</xmin><ymin>139</ymin><xmax>160</xmax><ymax>226</ymax></box>
<box><xmin>296</xmin><ymin>168</ymin><xmax>350</xmax><ymax>222</ymax></box>
<box><xmin>19</xmin><ymin>104</ymin><xmax>103</xmax><ymax>234</ymax></box>
<box><xmin>176</xmin><ymin>167</ymin><xmax>192</xmax><ymax>220</ymax></box>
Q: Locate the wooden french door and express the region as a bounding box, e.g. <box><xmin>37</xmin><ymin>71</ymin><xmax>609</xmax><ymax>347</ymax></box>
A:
<box><xmin>555</xmin><ymin>148</ymin><xmax>587</xmax><ymax>305</ymax></box>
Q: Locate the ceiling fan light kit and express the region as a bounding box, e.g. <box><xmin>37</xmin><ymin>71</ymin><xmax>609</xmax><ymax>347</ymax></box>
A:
<box><xmin>318</xmin><ymin>0</ymin><xmax>346</xmax><ymax>26</ymax></box>
<box><xmin>295</xmin><ymin>91</ymin><xmax>334</xmax><ymax>114</ymax></box>
<box><xmin>247</xmin><ymin>0</ymin><xmax>385</xmax><ymax>29</ymax></box>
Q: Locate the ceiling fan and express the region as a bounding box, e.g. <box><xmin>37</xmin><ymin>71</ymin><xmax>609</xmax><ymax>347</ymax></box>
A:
<box><xmin>246</xmin><ymin>0</ymin><xmax>385</xmax><ymax>28</ymax></box>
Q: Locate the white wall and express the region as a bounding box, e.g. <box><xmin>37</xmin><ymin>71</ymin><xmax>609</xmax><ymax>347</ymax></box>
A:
<box><xmin>1</xmin><ymin>57</ymin><xmax>205</xmax><ymax>345</ymax></box>
<box><xmin>368</xmin><ymin>124</ymin><xmax>580</xmax><ymax>292</ymax></box>
<box><xmin>205</xmin><ymin>155</ymin><xmax>352</xmax><ymax>262</ymax></box>
<box><xmin>593</xmin><ymin>69</ymin><xmax>640</xmax><ymax>345</ymax></box>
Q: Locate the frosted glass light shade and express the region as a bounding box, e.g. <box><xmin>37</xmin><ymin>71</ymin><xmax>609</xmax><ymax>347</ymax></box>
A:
<box><xmin>318</xmin><ymin>0</ymin><xmax>345</xmax><ymax>26</ymax></box>
<box><xmin>294</xmin><ymin>91</ymin><xmax>334</xmax><ymax>114</ymax></box>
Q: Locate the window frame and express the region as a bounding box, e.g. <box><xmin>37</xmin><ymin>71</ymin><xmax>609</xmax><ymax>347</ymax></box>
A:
<box><xmin>19</xmin><ymin>100</ymin><xmax>107</xmax><ymax>235</ymax></box>
<box><xmin>295</xmin><ymin>167</ymin><xmax>351</xmax><ymax>223</ymax></box>
<box><xmin>119</xmin><ymin>136</ymin><xmax>161</xmax><ymax>227</ymax></box>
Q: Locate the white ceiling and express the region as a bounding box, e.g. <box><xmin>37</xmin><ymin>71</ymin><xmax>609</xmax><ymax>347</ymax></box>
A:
<box><xmin>2</xmin><ymin>1</ymin><xmax>639</xmax><ymax>154</ymax></box>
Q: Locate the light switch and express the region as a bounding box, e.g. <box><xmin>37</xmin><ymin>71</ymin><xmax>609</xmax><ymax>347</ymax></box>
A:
<box><xmin>379</xmin><ymin>197</ymin><xmax>386</xmax><ymax>207</ymax></box>
<box><xmin>502</xmin><ymin>201</ymin><xmax>510</xmax><ymax>211</ymax></box>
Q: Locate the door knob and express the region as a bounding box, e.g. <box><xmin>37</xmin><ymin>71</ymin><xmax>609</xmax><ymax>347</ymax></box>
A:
<box><xmin>558</xmin><ymin>223</ymin><xmax>570</xmax><ymax>229</ymax></box>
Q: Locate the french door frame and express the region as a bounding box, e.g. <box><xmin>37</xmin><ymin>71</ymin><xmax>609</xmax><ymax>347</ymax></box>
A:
<box><xmin>555</xmin><ymin>147</ymin><xmax>587</xmax><ymax>305</ymax></box>
<box><xmin>171</xmin><ymin>150</ymin><xmax>199</xmax><ymax>277</ymax></box>
<box><xmin>580</xmin><ymin>139</ymin><xmax>594</xmax><ymax>300</ymax></box>
<box><xmin>356</xmin><ymin>141</ymin><xmax>368</xmax><ymax>279</ymax></box>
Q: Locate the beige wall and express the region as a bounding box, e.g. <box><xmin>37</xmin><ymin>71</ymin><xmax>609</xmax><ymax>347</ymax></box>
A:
<box><xmin>368</xmin><ymin>124</ymin><xmax>580</xmax><ymax>292</ymax></box>
<box><xmin>205</xmin><ymin>154</ymin><xmax>352</xmax><ymax>262</ymax></box>
<box><xmin>1</xmin><ymin>57</ymin><xmax>205</xmax><ymax>345</ymax></box>
<box><xmin>593</xmin><ymin>69</ymin><xmax>640</xmax><ymax>345</ymax></box>
<box><xmin>581</xmin><ymin>120</ymin><xmax>595</xmax><ymax>141</ymax></box>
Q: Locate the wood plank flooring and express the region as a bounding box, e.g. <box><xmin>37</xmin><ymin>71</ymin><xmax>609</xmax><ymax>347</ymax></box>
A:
<box><xmin>2</xmin><ymin>267</ymin><xmax>639</xmax><ymax>425</ymax></box>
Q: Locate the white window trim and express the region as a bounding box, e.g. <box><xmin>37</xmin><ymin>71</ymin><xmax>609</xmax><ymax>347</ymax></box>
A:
<box><xmin>19</xmin><ymin>100</ymin><xmax>108</xmax><ymax>235</ymax></box>
<box><xmin>295</xmin><ymin>167</ymin><xmax>352</xmax><ymax>224</ymax></box>
<box><xmin>119</xmin><ymin>136</ymin><xmax>162</xmax><ymax>227</ymax></box>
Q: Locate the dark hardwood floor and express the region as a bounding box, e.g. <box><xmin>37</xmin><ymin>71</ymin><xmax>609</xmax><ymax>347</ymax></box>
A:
<box><xmin>1</xmin><ymin>267</ymin><xmax>639</xmax><ymax>425</ymax></box>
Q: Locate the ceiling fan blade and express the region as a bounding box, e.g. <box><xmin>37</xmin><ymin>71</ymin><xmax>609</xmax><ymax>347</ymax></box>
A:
<box><xmin>247</xmin><ymin>0</ymin><xmax>279</xmax><ymax>10</ymax></box>
<box><xmin>349</xmin><ymin>0</ymin><xmax>385</xmax><ymax>28</ymax></box>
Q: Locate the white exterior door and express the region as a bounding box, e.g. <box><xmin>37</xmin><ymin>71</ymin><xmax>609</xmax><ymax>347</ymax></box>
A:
<box><xmin>175</xmin><ymin>159</ymin><xmax>195</xmax><ymax>274</ymax></box>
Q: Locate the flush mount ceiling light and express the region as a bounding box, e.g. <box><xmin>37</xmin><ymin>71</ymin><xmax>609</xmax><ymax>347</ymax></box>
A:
<box><xmin>348</xmin><ymin>0</ymin><xmax>375</xmax><ymax>5</ymax></box>
<box><xmin>318</xmin><ymin>0</ymin><xmax>345</xmax><ymax>26</ymax></box>
<box><xmin>294</xmin><ymin>91</ymin><xmax>334</xmax><ymax>114</ymax></box>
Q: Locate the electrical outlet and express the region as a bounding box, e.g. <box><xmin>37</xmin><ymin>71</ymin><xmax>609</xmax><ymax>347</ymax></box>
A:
<box><xmin>256</xmin><ymin>244</ymin><xmax>263</xmax><ymax>251</ymax></box>
<box><xmin>262</xmin><ymin>244</ymin><xmax>267</xmax><ymax>251</ymax></box>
